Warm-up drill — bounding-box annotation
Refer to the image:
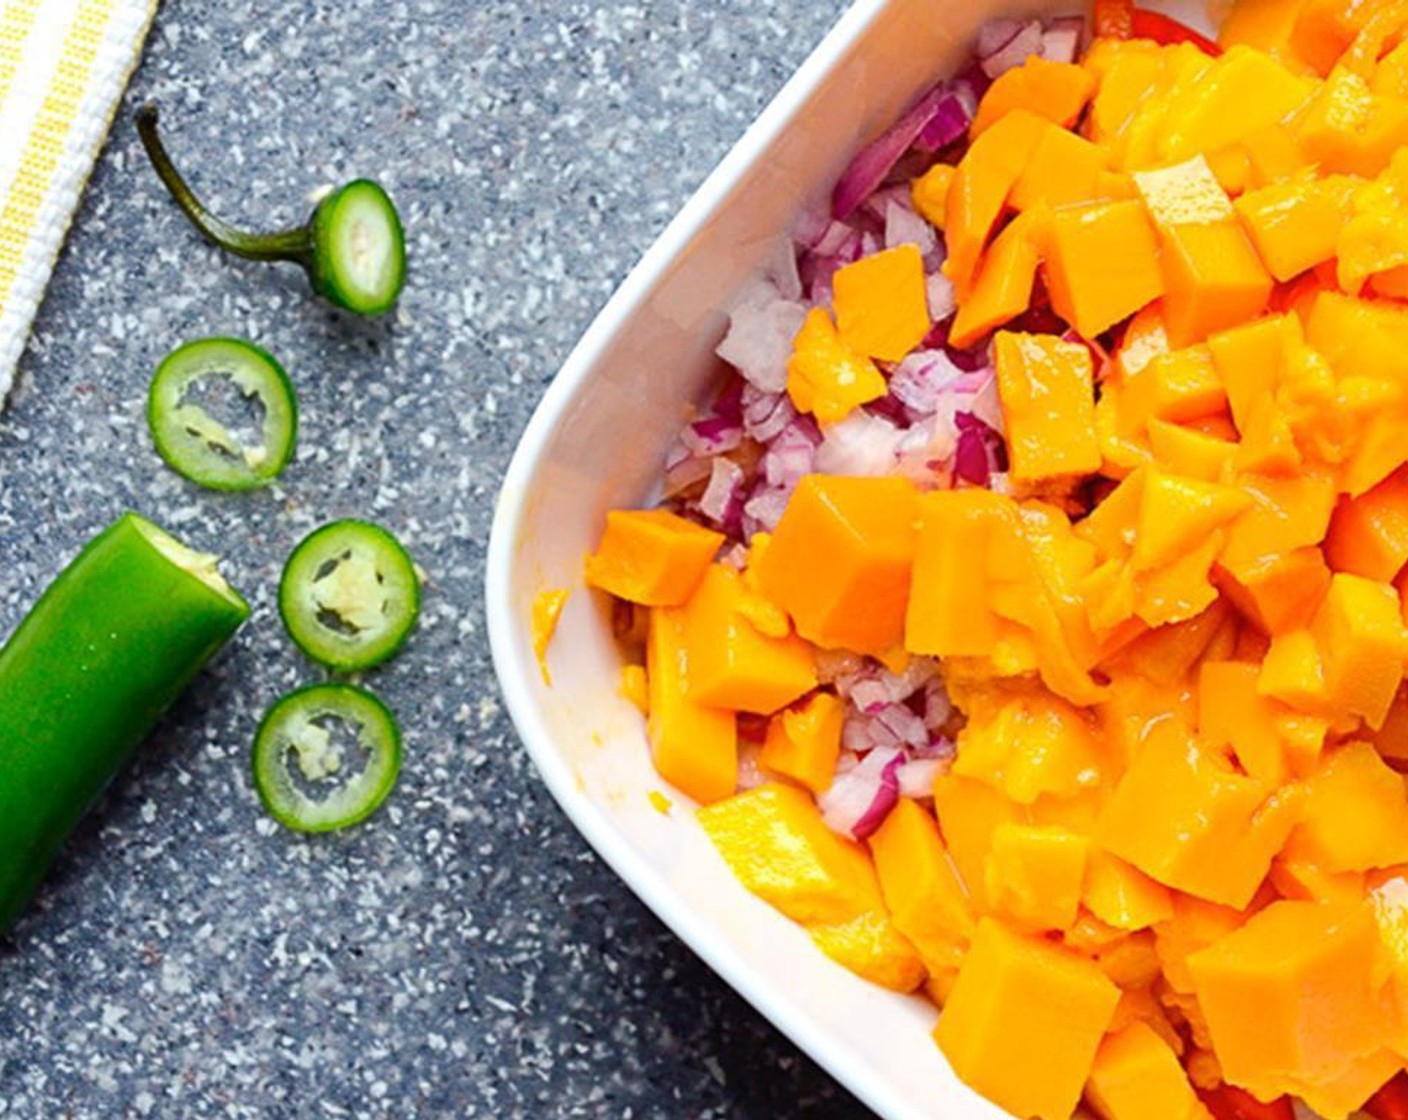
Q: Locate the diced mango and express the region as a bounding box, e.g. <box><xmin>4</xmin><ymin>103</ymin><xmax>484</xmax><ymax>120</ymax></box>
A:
<box><xmin>1123</xmin><ymin>345</ymin><xmax>1229</xmax><ymax>427</ymax></box>
<box><xmin>586</xmin><ymin>508</ymin><xmax>724</xmax><ymax>606</ymax></box>
<box><xmin>697</xmin><ymin>782</ymin><xmax>881</xmax><ymax>924</ymax></box>
<box><xmin>1235</xmin><ymin>173</ymin><xmax>1359</xmax><ymax>281</ymax></box>
<box><xmin>946</xmin><ymin>109</ymin><xmax>1048</xmax><ymax>296</ymax></box>
<box><xmin>1295</xmin><ymin>69</ymin><xmax>1408</xmax><ymax>178</ymax></box>
<box><xmin>1284</xmin><ymin>741</ymin><xmax>1408</xmax><ymax>872</ymax></box>
<box><xmin>786</xmin><ymin>307</ymin><xmax>887</xmax><ymax>424</ymax></box>
<box><xmin>933</xmin><ymin>771</ymin><xmax>1026</xmax><ymax>907</ymax></box>
<box><xmin>935</xmin><ymin>918</ymin><xmax>1121</xmax><ymax>1120</ymax></box>
<box><xmin>1188</xmin><ymin>901</ymin><xmax>1392</xmax><ymax>1111</ymax></box>
<box><xmin>756</xmin><ymin>474</ymin><xmax>918</xmax><ymax>660</ymax></box>
<box><xmin>1310</xmin><ymin>572</ymin><xmax>1408</xmax><ymax>728</ymax></box>
<box><xmin>1326</xmin><ymin>467</ymin><xmax>1408</xmax><ymax>581</ymax></box>
<box><xmin>808</xmin><ymin>911</ymin><xmax>927</xmax><ymax>993</ymax></box>
<box><xmin>911</xmin><ymin>163</ymin><xmax>954</xmax><ymax>228</ymax></box>
<box><xmin>1158</xmin><ymin>219</ymin><xmax>1274</xmax><ymax>346</ymax></box>
<box><xmin>646</xmin><ymin>605</ymin><xmax>737</xmax><ymax>804</ymax></box>
<box><xmin>949</xmin><ymin>209</ymin><xmax>1042</xmax><ymax>348</ymax></box>
<box><xmin>984</xmin><ymin>823</ymin><xmax>1090</xmax><ymax>932</ymax></box>
<box><xmin>1258</xmin><ymin>627</ymin><xmax>1329</xmax><ymax>710</ymax></box>
<box><xmin>1242</xmin><ymin>122</ymin><xmax>1317</xmax><ymax>187</ymax></box>
<box><xmin>1132</xmin><ymin>469</ymin><xmax>1251</xmax><ymax>572</ymax></box>
<box><xmin>1085</xmin><ymin>38</ymin><xmax>1166</xmax><ymax>148</ymax></box>
<box><xmin>1011</xmin><ymin>125</ymin><xmax>1113</xmax><ymax>211</ymax></box>
<box><xmin>1219</xmin><ymin>0</ymin><xmax>1310</xmax><ymax>63</ymax></box>
<box><xmin>1097</xmin><ymin>720</ymin><xmax>1289</xmax><ymax>907</ymax></box>
<box><xmin>1199</xmin><ymin>660</ymin><xmax>1297</xmax><ymax>786</ymax></box>
<box><xmin>994</xmin><ymin>331</ymin><xmax>1100</xmax><ymax>482</ymax></box>
<box><xmin>1087</xmin><ymin>1022</ymin><xmax>1212</xmax><ymax>1120</ymax></box>
<box><xmin>683</xmin><ymin>563</ymin><xmax>817</xmax><ymax>715</ymax></box>
<box><xmin>870</xmin><ymin>797</ymin><xmax>976</xmax><ymax>971</ymax></box>
<box><xmin>1084</xmin><ymin>849</ymin><xmax>1175</xmax><ymax>931</ymax></box>
<box><xmin>1146</xmin><ymin>420</ymin><xmax>1238</xmax><ymax>482</ymax></box>
<box><xmin>972</xmin><ymin>56</ymin><xmax>1096</xmax><ymax>137</ymax></box>
<box><xmin>1042</xmin><ymin>200</ymin><xmax>1166</xmax><ymax>338</ymax></box>
<box><xmin>833</xmin><ymin>244</ymin><xmax>930</xmax><ymax>362</ymax></box>
<box><xmin>759</xmin><ymin>691</ymin><xmax>844</xmax><ymax>795</ymax></box>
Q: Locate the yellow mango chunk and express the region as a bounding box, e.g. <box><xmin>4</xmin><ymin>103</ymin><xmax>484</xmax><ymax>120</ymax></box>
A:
<box><xmin>808</xmin><ymin>910</ymin><xmax>926</xmax><ymax>993</ymax></box>
<box><xmin>1043</xmin><ymin>199</ymin><xmax>1166</xmax><ymax>338</ymax></box>
<box><xmin>1284</xmin><ymin>741</ymin><xmax>1408</xmax><ymax>872</ymax></box>
<box><xmin>1296</xmin><ymin>69</ymin><xmax>1408</xmax><ymax>178</ymax></box>
<box><xmin>646</xmin><ymin>606</ymin><xmax>737</xmax><ymax>804</ymax></box>
<box><xmin>984</xmin><ymin>823</ymin><xmax>1090</xmax><ymax>932</ymax></box>
<box><xmin>869</xmin><ymin>797</ymin><xmax>976</xmax><ymax>971</ymax></box>
<box><xmin>1146</xmin><ymin>420</ymin><xmax>1238</xmax><ymax>482</ymax></box>
<box><xmin>833</xmin><ymin>244</ymin><xmax>930</xmax><ymax>362</ymax></box>
<box><xmin>756</xmin><ymin>474</ymin><xmax>918</xmax><ymax>660</ymax></box>
<box><xmin>1085</xmin><ymin>38</ymin><xmax>1166</xmax><ymax>148</ymax></box>
<box><xmin>994</xmin><ymin>331</ymin><xmax>1100</xmax><ymax>482</ymax></box>
<box><xmin>1188</xmin><ymin>900</ymin><xmax>1392</xmax><ymax>1114</ymax></box>
<box><xmin>945</xmin><ymin>109</ymin><xmax>1048</xmax><ymax>296</ymax></box>
<box><xmin>1258</xmin><ymin>627</ymin><xmax>1329</xmax><ymax>711</ymax></box>
<box><xmin>1326</xmin><ymin>467</ymin><xmax>1408</xmax><ymax>582</ymax></box>
<box><xmin>1123</xmin><ymin>345</ymin><xmax>1228</xmax><ymax>428</ymax></box>
<box><xmin>1132</xmin><ymin>470</ymin><xmax>1251</xmax><ymax>573</ymax></box>
<box><xmin>1310</xmin><ymin>572</ymin><xmax>1408</xmax><ymax>729</ymax></box>
<box><xmin>1087</xmin><ymin>1022</ymin><xmax>1212</xmax><ymax>1120</ymax></box>
<box><xmin>683</xmin><ymin>563</ymin><xmax>816</xmax><ymax>715</ymax></box>
<box><xmin>949</xmin><ymin>208</ymin><xmax>1042</xmax><ymax>348</ymax></box>
<box><xmin>759</xmin><ymin>691</ymin><xmax>844</xmax><ymax>795</ymax></box>
<box><xmin>1097</xmin><ymin>721</ymin><xmax>1289</xmax><ymax>907</ymax></box>
<box><xmin>934</xmin><ymin>772</ymin><xmax>1026</xmax><ymax>907</ymax></box>
<box><xmin>1011</xmin><ymin>124</ymin><xmax>1113</xmax><ymax>211</ymax></box>
<box><xmin>911</xmin><ymin>163</ymin><xmax>953</xmax><ymax>228</ymax></box>
<box><xmin>1083</xmin><ymin>850</ymin><xmax>1175</xmax><ymax>932</ymax></box>
<box><xmin>1199</xmin><ymin>660</ymin><xmax>1307</xmax><ymax>786</ymax></box>
<box><xmin>585</xmin><ymin>508</ymin><xmax>724</xmax><ymax>606</ymax></box>
<box><xmin>786</xmin><ymin>307</ymin><xmax>887</xmax><ymax>424</ymax></box>
<box><xmin>1219</xmin><ymin>0</ymin><xmax>1310</xmax><ymax>63</ymax></box>
<box><xmin>972</xmin><ymin>56</ymin><xmax>1096</xmax><ymax>137</ymax></box>
<box><xmin>1235</xmin><ymin>174</ymin><xmax>1360</xmax><ymax>283</ymax></box>
<box><xmin>698</xmin><ymin>782</ymin><xmax>881</xmax><ymax>924</ymax></box>
<box><xmin>935</xmin><ymin>918</ymin><xmax>1121</xmax><ymax>1120</ymax></box>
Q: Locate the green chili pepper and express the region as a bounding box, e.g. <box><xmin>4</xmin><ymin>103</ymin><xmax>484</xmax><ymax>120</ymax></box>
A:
<box><xmin>148</xmin><ymin>337</ymin><xmax>298</xmax><ymax>491</ymax></box>
<box><xmin>279</xmin><ymin>520</ymin><xmax>420</xmax><ymax>672</ymax></box>
<box><xmin>252</xmin><ymin>683</ymin><xmax>402</xmax><ymax>833</ymax></box>
<box><xmin>135</xmin><ymin>104</ymin><xmax>407</xmax><ymax>317</ymax></box>
<box><xmin>0</xmin><ymin>514</ymin><xmax>249</xmax><ymax>931</ymax></box>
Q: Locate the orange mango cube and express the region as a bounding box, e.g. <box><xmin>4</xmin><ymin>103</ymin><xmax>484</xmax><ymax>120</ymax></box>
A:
<box><xmin>758</xmin><ymin>691</ymin><xmax>844</xmax><ymax>795</ymax></box>
<box><xmin>984</xmin><ymin>823</ymin><xmax>1090</xmax><ymax>932</ymax></box>
<box><xmin>1083</xmin><ymin>849</ymin><xmax>1175</xmax><ymax>932</ymax></box>
<box><xmin>972</xmin><ymin>56</ymin><xmax>1096</xmax><ymax>137</ymax></box>
<box><xmin>1010</xmin><ymin>124</ymin><xmax>1112</xmax><ymax>211</ymax></box>
<box><xmin>1326</xmin><ymin>468</ymin><xmax>1408</xmax><ymax>582</ymax></box>
<box><xmin>683</xmin><ymin>563</ymin><xmax>816</xmax><ymax>715</ymax></box>
<box><xmin>786</xmin><ymin>307</ymin><xmax>887</xmax><ymax>424</ymax></box>
<box><xmin>832</xmin><ymin>244</ymin><xmax>930</xmax><ymax>362</ymax></box>
<box><xmin>1295</xmin><ymin>69</ymin><xmax>1408</xmax><ymax>178</ymax></box>
<box><xmin>1284</xmin><ymin>741</ymin><xmax>1408</xmax><ymax>873</ymax></box>
<box><xmin>1087</xmin><ymin>1022</ymin><xmax>1211</xmax><ymax>1120</ymax></box>
<box><xmin>1042</xmin><ymin>200</ymin><xmax>1166</xmax><ymax>338</ymax></box>
<box><xmin>935</xmin><ymin>918</ymin><xmax>1121</xmax><ymax>1120</ymax></box>
<box><xmin>646</xmin><ymin>605</ymin><xmax>737</xmax><ymax>804</ymax></box>
<box><xmin>949</xmin><ymin>209</ymin><xmax>1042</xmax><ymax>348</ymax></box>
<box><xmin>1310</xmin><ymin>572</ymin><xmax>1408</xmax><ymax>729</ymax></box>
<box><xmin>756</xmin><ymin>474</ymin><xmax>918</xmax><ymax>659</ymax></box>
<box><xmin>585</xmin><ymin>508</ymin><xmax>723</xmax><ymax>606</ymax></box>
<box><xmin>994</xmin><ymin>330</ymin><xmax>1101</xmax><ymax>481</ymax></box>
<box><xmin>911</xmin><ymin>162</ymin><xmax>954</xmax><ymax>228</ymax></box>
<box><xmin>1235</xmin><ymin>174</ymin><xmax>1358</xmax><ymax>281</ymax></box>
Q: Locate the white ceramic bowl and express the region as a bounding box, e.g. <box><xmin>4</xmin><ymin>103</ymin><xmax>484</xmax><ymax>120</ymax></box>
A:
<box><xmin>487</xmin><ymin>1</ymin><xmax>1201</xmax><ymax>1116</ymax></box>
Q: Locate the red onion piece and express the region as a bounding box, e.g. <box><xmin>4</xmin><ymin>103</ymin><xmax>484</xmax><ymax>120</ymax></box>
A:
<box><xmin>681</xmin><ymin>414</ymin><xmax>743</xmax><ymax>457</ymax></box>
<box><xmin>716</xmin><ymin>280</ymin><xmax>808</xmax><ymax>394</ymax></box>
<box><xmin>897</xmin><ymin>758</ymin><xmax>945</xmax><ymax>800</ymax></box>
<box><xmin>977</xmin><ymin>17</ymin><xmax>1026</xmax><ymax>58</ymax></box>
<box><xmin>698</xmin><ymin>457</ymin><xmax>745</xmax><ymax>526</ymax></box>
<box><xmin>741</xmin><ymin>384</ymin><xmax>796</xmax><ymax>443</ymax></box>
<box><xmin>980</xmin><ymin>19</ymin><xmax>1044</xmax><ymax>78</ymax></box>
<box><xmin>819</xmin><ymin>747</ymin><xmax>904</xmax><ymax>840</ymax></box>
<box><xmin>915</xmin><ymin>84</ymin><xmax>978</xmax><ymax>152</ymax></box>
<box><xmin>832</xmin><ymin>83</ymin><xmax>950</xmax><ymax>221</ymax></box>
<box><xmin>890</xmin><ymin>350</ymin><xmax>964</xmax><ymax>415</ymax></box>
<box><xmin>815</xmin><ymin>411</ymin><xmax>905</xmax><ymax>477</ymax></box>
<box><xmin>885</xmin><ymin>200</ymin><xmax>938</xmax><ymax>259</ymax></box>
<box><xmin>1041</xmin><ymin>16</ymin><xmax>1084</xmax><ymax>64</ymax></box>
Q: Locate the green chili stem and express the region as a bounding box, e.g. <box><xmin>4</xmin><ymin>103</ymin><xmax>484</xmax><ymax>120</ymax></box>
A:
<box><xmin>135</xmin><ymin>103</ymin><xmax>312</xmax><ymax>264</ymax></box>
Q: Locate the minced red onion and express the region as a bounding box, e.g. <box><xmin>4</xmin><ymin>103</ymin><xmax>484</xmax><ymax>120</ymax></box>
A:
<box><xmin>681</xmin><ymin>414</ymin><xmax>743</xmax><ymax>457</ymax></box>
<box><xmin>741</xmin><ymin>383</ymin><xmax>796</xmax><ymax>443</ymax></box>
<box><xmin>954</xmin><ymin>410</ymin><xmax>1008</xmax><ymax>486</ymax></box>
<box><xmin>897</xmin><ymin>758</ymin><xmax>945</xmax><ymax>800</ymax></box>
<box><xmin>815</xmin><ymin>411</ymin><xmax>905</xmax><ymax>477</ymax></box>
<box><xmin>820</xmin><ymin>745</ymin><xmax>904</xmax><ymax>839</ymax></box>
<box><xmin>968</xmin><ymin>371</ymin><xmax>1005</xmax><ymax>433</ymax></box>
<box><xmin>890</xmin><ymin>350</ymin><xmax>965</xmax><ymax>415</ymax></box>
<box><xmin>762</xmin><ymin>420</ymin><xmax>819</xmax><ymax>489</ymax></box>
<box><xmin>698</xmin><ymin>457</ymin><xmax>745</xmax><ymax>526</ymax></box>
<box><xmin>813</xmin><ymin>219</ymin><xmax>863</xmax><ymax>258</ymax></box>
<box><xmin>742</xmin><ymin>485</ymin><xmax>792</xmax><ymax>536</ymax></box>
<box><xmin>885</xmin><ymin>200</ymin><xmax>939</xmax><ymax>259</ymax></box>
<box><xmin>840</xmin><ymin>657</ymin><xmax>937</xmax><ymax>707</ymax></box>
<box><xmin>979</xmin><ymin>18</ymin><xmax>1044</xmax><ymax>78</ymax></box>
<box><xmin>915</xmin><ymin>83</ymin><xmax>978</xmax><ymax>152</ymax></box>
<box><xmin>663</xmin><ymin>450</ymin><xmax>716</xmax><ymax>498</ymax></box>
<box><xmin>927</xmin><ymin>272</ymin><xmax>957</xmax><ymax>322</ymax></box>
<box><xmin>716</xmin><ymin>279</ymin><xmax>808</xmax><ymax>394</ymax></box>
<box><xmin>1041</xmin><ymin>16</ymin><xmax>1084</xmax><ymax>64</ymax></box>
<box><xmin>832</xmin><ymin>82</ymin><xmax>953</xmax><ymax>221</ymax></box>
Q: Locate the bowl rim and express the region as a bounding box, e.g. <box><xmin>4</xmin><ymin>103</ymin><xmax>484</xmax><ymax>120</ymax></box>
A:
<box><xmin>483</xmin><ymin>2</ymin><xmax>943</xmax><ymax>1117</ymax></box>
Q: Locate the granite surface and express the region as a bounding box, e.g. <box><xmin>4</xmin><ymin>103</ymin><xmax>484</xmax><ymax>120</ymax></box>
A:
<box><xmin>0</xmin><ymin>1</ymin><xmax>868</xmax><ymax>1116</ymax></box>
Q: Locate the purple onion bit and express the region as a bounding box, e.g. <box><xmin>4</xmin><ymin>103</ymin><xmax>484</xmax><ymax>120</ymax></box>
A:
<box><xmin>832</xmin><ymin>83</ymin><xmax>952</xmax><ymax>221</ymax></box>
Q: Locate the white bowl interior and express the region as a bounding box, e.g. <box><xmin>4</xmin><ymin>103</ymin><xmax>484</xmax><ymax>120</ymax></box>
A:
<box><xmin>488</xmin><ymin>0</ymin><xmax>1209</xmax><ymax>1115</ymax></box>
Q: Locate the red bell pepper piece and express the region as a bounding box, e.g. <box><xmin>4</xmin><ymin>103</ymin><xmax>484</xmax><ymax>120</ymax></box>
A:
<box><xmin>1198</xmin><ymin>1084</ymin><xmax>1296</xmax><ymax>1120</ymax></box>
<box><xmin>1367</xmin><ymin>1073</ymin><xmax>1408</xmax><ymax>1120</ymax></box>
<box><xmin>1095</xmin><ymin>0</ymin><xmax>1135</xmax><ymax>39</ymax></box>
<box><xmin>1130</xmin><ymin>8</ymin><xmax>1224</xmax><ymax>54</ymax></box>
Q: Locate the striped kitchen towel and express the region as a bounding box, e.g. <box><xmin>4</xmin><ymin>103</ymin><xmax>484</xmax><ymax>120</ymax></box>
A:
<box><xmin>0</xmin><ymin>0</ymin><xmax>156</xmax><ymax>395</ymax></box>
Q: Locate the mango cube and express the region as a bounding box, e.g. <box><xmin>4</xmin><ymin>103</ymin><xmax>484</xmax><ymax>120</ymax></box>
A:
<box><xmin>833</xmin><ymin>244</ymin><xmax>930</xmax><ymax>362</ymax></box>
<box><xmin>1088</xmin><ymin>1022</ymin><xmax>1211</xmax><ymax>1120</ymax></box>
<box><xmin>935</xmin><ymin>918</ymin><xmax>1121</xmax><ymax>1120</ymax></box>
<box><xmin>585</xmin><ymin>508</ymin><xmax>723</xmax><ymax>606</ymax></box>
<box><xmin>786</xmin><ymin>307</ymin><xmax>887</xmax><ymax>424</ymax></box>
<box><xmin>1283</xmin><ymin>742</ymin><xmax>1408</xmax><ymax>873</ymax></box>
<box><xmin>1310</xmin><ymin>572</ymin><xmax>1408</xmax><ymax>729</ymax></box>
<box><xmin>683</xmin><ymin>563</ymin><xmax>816</xmax><ymax>714</ymax></box>
<box><xmin>994</xmin><ymin>331</ymin><xmax>1100</xmax><ymax>482</ymax></box>
<box><xmin>1235</xmin><ymin>174</ymin><xmax>1357</xmax><ymax>281</ymax></box>
<box><xmin>1042</xmin><ymin>200</ymin><xmax>1166</xmax><ymax>338</ymax></box>
<box><xmin>972</xmin><ymin>56</ymin><xmax>1096</xmax><ymax>137</ymax></box>
<box><xmin>1326</xmin><ymin>468</ymin><xmax>1408</xmax><ymax>582</ymax></box>
<box><xmin>984</xmin><ymin>823</ymin><xmax>1090</xmax><ymax>932</ymax></box>
<box><xmin>646</xmin><ymin>605</ymin><xmax>737</xmax><ymax>804</ymax></box>
<box><xmin>1083</xmin><ymin>850</ymin><xmax>1174</xmax><ymax>932</ymax></box>
<box><xmin>758</xmin><ymin>691</ymin><xmax>844</xmax><ymax>795</ymax></box>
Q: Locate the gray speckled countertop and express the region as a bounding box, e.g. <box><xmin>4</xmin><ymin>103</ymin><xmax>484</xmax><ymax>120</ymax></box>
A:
<box><xmin>0</xmin><ymin>2</ymin><xmax>866</xmax><ymax>1117</ymax></box>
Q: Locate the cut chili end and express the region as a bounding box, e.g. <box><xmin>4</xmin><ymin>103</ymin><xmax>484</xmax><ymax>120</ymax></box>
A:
<box><xmin>147</xmin><ymin>337</ymin><xmax>298</xmax><ymax>491</ymax></box>
<box><xmin>278</xmin><ymin>519</ymin><xmax>420</xmax><ymax>672</ymax></box>
<box><xmin>310</xmin><ymin>179</ymin><xmax>407</xmax><ymax>317</ymax></box>
<box><xmin>253</xmin><ymin>683</ymin><xmax>401</xmax><ymax>833</ymax></box>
